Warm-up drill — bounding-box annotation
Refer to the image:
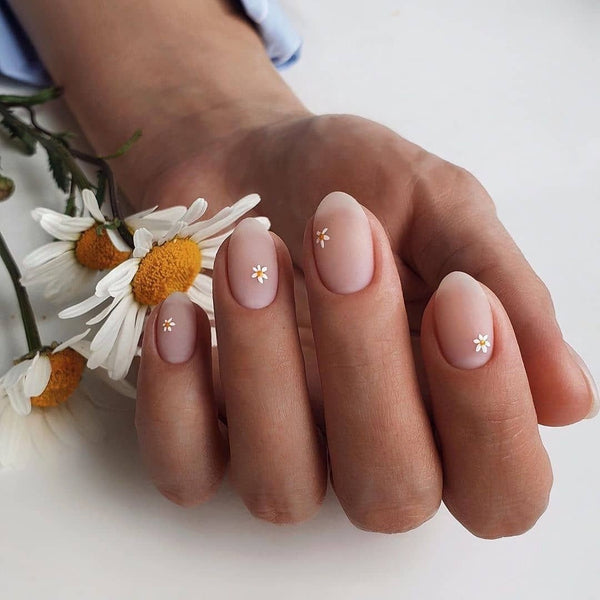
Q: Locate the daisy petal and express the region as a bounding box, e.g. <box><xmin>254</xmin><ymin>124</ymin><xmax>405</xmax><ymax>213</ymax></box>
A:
<box><xmin>23</xmin><ymin>354</ymin><xmax>52</xmax><ymax>397</ymax></box>
<box><xmin>82</xmin><ymin>189</ymin><xmax>106</xmax><ymax>222</ymax></box>
<box><xmin>67</xmin><ymin>389</ymin><xmax>104</xmax><ymax>443</ymax></box>
<box><xmin>53</xmin><ymin>329</ymin><xmax>91</xmax><ymax>353</ymax></box>
<box><xmin>0</xmin><ymin>408</ymin><xmax>32</xmax><ymax>468</ymax></box>
<box><xmin>106</xmin><ymin>228</ymin><xmax>132</xmax><ymax>253</ymax></box>
<box><xmin>22</xmin><ymin>241</ymin><xmax>74</xmax><ymax>270</ymax></box>
<box><xmin>43</xmin><ymin>405</ymin><xmax>84</xmax><ymax>447</ymax></box>
<box><xmin>133</xmin><ymin>228</ymin><xmax>154</xmax><ymax>258</ymax></box>
<box><xmin>59</xmin><ymin>293</ymin><xmax>106</xmax><ymax>319</ymax></box>
<box><xmin>7</xmin><ymin>382</ymin><xmax>31</xmax><ymax>416</ymax></box>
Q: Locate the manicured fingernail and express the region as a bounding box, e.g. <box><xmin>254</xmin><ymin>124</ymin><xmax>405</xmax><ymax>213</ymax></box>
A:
<box><xmin>227</xmin><ymin>218</ymin><xmax>278</xmax><ymax>309</ymax></box>
<box><xmin>156</xmin><ymin>292</ymin><xmax>197</xmax><ymax>364</ymax></box>
<box><xmin>434</xmin><ymin>271</ymin><xmax>494</xmax><ymax>369</ymax></box>
<box><xmin>566</xmin><ymin>343</ymin><xmax>599</xmax><ymax>419</ymax></box>
<box><xmin>312</xmin><ymin>191</ymin><xmax>374</xmax><ymax>294</ymax></box>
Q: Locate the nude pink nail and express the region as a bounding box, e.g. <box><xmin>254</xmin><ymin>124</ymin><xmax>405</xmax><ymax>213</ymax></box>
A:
<box><xmin>313</xmin><ymin>191</ymin><xmax>374</xmax><ymax>294</ymax></box>
<box><xmin>156</xmin><ymin>292</ymin><xmax>197</xmax><ymax>364</ymax></box>
<box><xmin>565</xmin><ymin>343</ymin><xmax>599</xmax><ymax>419</ymax></box>
<box><xmin>434</xmin><ymin>271</ymin><xmax>494</xmax><ymax>369</ymax></box>
<box><xmin>228</xmin><ymin>218</ymin><xmax>278</xmax><ymax>309</ymax></box>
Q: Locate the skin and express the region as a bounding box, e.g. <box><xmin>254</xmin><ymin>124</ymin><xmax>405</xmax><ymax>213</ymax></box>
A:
<box><xmin>11</xmin><ymin>0</ymin><xmax>595</xmax><ymax>536</ymax></box>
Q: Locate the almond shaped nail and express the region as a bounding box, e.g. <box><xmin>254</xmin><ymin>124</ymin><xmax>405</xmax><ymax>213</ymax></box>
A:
<box><xmin>312</xmin><ymin>191</ymin><xmax>374</xmax><ymax>294</ymax></box>
<box><xmin>228</xmin><ymin>218</ymin><xmax>278</xmax><ymax>309</ymax></box>
<box><xmin>156</xmin><ymin>292</ymin><xmax>197</xmax><ymax>364</ymax></box>
<box><xmin>434</xmin><ymin>271</ymin><xmax>494</xmax><ymax>369</ymax></box>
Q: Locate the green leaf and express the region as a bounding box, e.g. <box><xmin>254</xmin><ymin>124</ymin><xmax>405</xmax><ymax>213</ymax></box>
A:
<box><xmin>100</xmin><ymin>129</ymin><xmax>142</xmax><ymax>160</ymax></box>
<box><xmin>0</xmin><ymin>87</ymin><xmax>63</xmax><ymax>108</ymax></box>
<box><xmin>39</xmin><ymin>138</ymin><xmax>71</xmax><ymax>192</ymax></box>
<box><xmin>0</xmin><ymin>116</ymin><xmax>37</xmax><ymax>155</ymax></box>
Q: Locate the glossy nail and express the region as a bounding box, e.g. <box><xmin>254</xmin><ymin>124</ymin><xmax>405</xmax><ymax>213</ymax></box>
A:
<box><xmin>228</xmin><ymin>218</ymin><xmax>278</xmax><ymax>309</ymax></box>
<box><xmin>566</xmin><ymin>343</ymin><xmax>599</xmax><ymax>419</ymax></box>
<box><xmin>156</xmin><ymin>292</ymin><xmax>197</xmax><ymax>364</ymax></box>
<box><xmin>313</xmin><ymin>191</ymin><xmax>374</xmax><ymax>294</ymax></box>
<box><xmin>434</xmin><ymin>271</ymin><xmax>494</xmax><ymax>369</ymax></box>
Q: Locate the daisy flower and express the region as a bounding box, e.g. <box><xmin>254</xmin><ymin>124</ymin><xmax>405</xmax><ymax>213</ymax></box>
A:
<box><xmin>20</xmin><ymin>189</ymin><xmax>189</xmax><ymax>303</ymax></box>
<box><xmin>473</xmin><ymin>334</ymin><xmax>491</xmax><ymax>353</ymax></box>
<box><xmin>0</xmin><ymin>331</ymin><xmax>134</xmax><ymax>469</ymax></box>
<box><xmin>59</xmin><ymin>194</ymin><xmax>268</xmax><ymax>380</ymax></box>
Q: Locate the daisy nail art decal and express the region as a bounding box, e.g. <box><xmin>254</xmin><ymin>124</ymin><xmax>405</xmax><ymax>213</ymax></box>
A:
<box><xmin>252</xmin><ymin>265</ymin><xmax>268</xmax><ymax>284</ymax></box>
<box><xmin>162</xmin><ymin>317</ymin><xmax>176</xmax><ymax>332</ymax></box>
<box><xmin>473</xmin><ymin>334</ymin><xmax>491</xmax><ymax>353</ymax></box>
<box><xmin>315</xmin><ymin>228</ymin><xmax>330</xmax><ymax>248</ymax></box>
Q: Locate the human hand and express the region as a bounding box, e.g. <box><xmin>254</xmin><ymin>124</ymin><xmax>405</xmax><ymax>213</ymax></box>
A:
<box><xmin>135</xmin><ymin>115</ymin><xmax>597</xmax><ymax>537</ymax></box>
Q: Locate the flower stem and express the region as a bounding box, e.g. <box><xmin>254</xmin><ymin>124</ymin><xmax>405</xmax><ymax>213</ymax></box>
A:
<box><xmin>0</xmin><ymin>230</ymin><xmax>42</xmax><ymax>352</ymax></box>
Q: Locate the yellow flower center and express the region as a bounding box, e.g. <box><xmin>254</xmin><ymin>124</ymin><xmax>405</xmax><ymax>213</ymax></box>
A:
<box><xmin>30</xmin><ymin>349</ymin><xmax>86</xmax><ymax>408</ymax></box>
<box><xmin>75</xmin><ymin>226</ymin><xmax>131</xmax><ymax>270</ymax></box>
<box><xmin>131</xmin><ymin>238</ymin><xmax>201</xmax><ymax>306</ymax></box>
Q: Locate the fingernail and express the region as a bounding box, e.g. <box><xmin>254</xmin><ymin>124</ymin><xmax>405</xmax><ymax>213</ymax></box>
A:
<box><xmin>434</xmin><ymin>271</ymin><xmax>494</xmax><ymax>369</ymax></box>
<box><xmin>227</xmin><ymin>217</ymin><xmax>278</xmax><ymax>309</ymax></box>
<box><xmin>312</xmin><ymin>191</ymin><xmax>374</xmax><ymax>294</ymax></box>
<box><xmin>566</xmin><ymin>343</ymin><xmax>599</xmax><ymax>419</ymax></box>
<box><xmin>156</xmin><ymin>292</ymin><xmax>197</xmax><ymax>364</ymax></box>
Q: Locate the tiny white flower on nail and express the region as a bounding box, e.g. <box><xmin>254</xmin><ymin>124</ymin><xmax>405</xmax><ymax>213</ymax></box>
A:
<box><xmin>473</xmin><ymin>333</ymin><xmax>491</xmax><ymax>353</ymax></box>
<box><xmin>162</xmin><ymin>318</ymin><xmax>176</xmax><ymax>332</ymax></box>
<box><xmin>252</xmin><ymin>265</ymin><xmax>268</xmax><ymax>284</ymax></box>
<box><xmin>315</xmin><ymin>228</ymin><xmax>330</xmax><ymax>248</ymax></box>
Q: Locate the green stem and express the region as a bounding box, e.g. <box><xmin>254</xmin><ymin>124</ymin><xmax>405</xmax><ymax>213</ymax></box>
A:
<box><xmin>0</xmin><ymin>230</ymin><xmax>42</xmax><ymax>353</ymax></box>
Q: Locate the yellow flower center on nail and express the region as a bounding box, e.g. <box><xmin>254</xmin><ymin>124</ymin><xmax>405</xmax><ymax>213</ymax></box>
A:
<box><xmin>131</xmin><ymin>238</ymin><xmax>201</xmax><ymax>306</ymax></box>
<box><xmin>75</xmin><ymin>227</ymin><xmax>131</xmax><ymax>270</ymax></box>
<box><xmin>30</xmin><ymin>349</ymin><xmax>87</xmax><ymax>408</ymax></box>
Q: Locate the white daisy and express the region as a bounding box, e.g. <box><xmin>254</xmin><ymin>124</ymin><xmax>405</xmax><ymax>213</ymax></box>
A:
<box><xmin>59</xmin><ymin>194</ymin><xmax>269</xmax><ymax>380</ymax></box>
<box><xmin>473</xmin><ymin>334</ymin><xmax>491</xmax><ymax>353</ymax></box>
<box><xmin>20</xmin><ymin>189</ymin><xmax>189</xmax><ymax>303</ymax></box>
<box><xmin>0</xmin><ymin>331</ymin><xmax>135</xmax><ymax>469</ymax></box>
<box><xmin>162</xmin><ymin>318</ymin><xmax>175</xmax><ymax>332</ymax></box>
<box><xmin>315</xmin><ymin>228</ymin><xmax>330</xmax><ymax>248</ymax></box>
<box><xmin>251</xmin><ymin>265</ymin><xmax>268</xmax><ymax>284</ymax></box>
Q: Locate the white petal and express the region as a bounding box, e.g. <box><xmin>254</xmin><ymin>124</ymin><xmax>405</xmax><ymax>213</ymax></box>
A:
<box><xmin>482</xmin><ymin>345</ymin><xmax>488</xmax><ymax>353</ymax></box>
<box><xmin>106</xmin><ymin>227</ymin><xmax>132</xmax><ymax>253</ymax></box>
<box><xmin>7</xmin><ymin>381</ymin><xmax>32</xmax><ymax>416</ymax></box>
<box><xmin>192</xmin><ymin>273</ymin><xmax>213</xmax><ymax>295</ymax></box>
<box><xmin>22</xmin><ymin>241</ymin><xmax>74</xmax><ymax>270</ymax></box>
<box><xmin>53</xmin><ymin>329</ymin><xmax>91</xmax><ymax>353</ymax></box>
<box><xmin>86</xmin><ymin>291</ymin><xmax>130</xmax><ymax>326</ymax></box>
<box><xmin>182</xmin><ymin>198</ymin><xmax>208</xmax><ymax>224</ymax></box>
<box><xmin>133</xmin><ymin>227</ymin><xmax>154</xmax><ymax>258</ymax></box>
<box><xmin>95</xmin><ymin>258</ymin><xmax>138</xmax><ymax>297</ymax></box>
<box><xmin>42</xmin><ymin>261</ymin><xmax>98</xmax><ymax>304</ymax></box>
<box><xmin>38</xmin><ymin>213</ymin><xmax>95</xmax><ymax>240</ymax></box>
<box><xmin>82</xmin><ymin>189</ymin><xmax>106</xmax><ymax>222</ymax></box>
<box><xmin>23</xmin><ymin>354</ymin><xmax>52</xmax><ymax>397</ymax></box>
<box><xmin>89</xmin><ymin>295</ymin><xmax>134</xmax><ymax>356</ymax></box>
<box><xmin>3</xmin><ymin>359</ymin><xmax>33</xmax><ymax>388</ymax></box>
<box><xmin>59</xmin><ymin>293</ymin><xmax>106</xmax><ymax>319</ymax></box>
<box><xmin>20</xmin><ymin>250</ymin><xmax>79</xmax><ymax>283</ymax></box>
<box><xmin>187</xmin><ymin>194</ymin><xmax>261</xmax><ymax>242</ymax></box>
<box><xmin>67</xmin><ymin>389</ymin><xmax>104</xmax><ymax>443</ymax></box>
<box><xmin>107</xmin><ymin>301</ymin><xmax>140</xmax><ymax>380</ymax></box>
<box><xmin>482</xmin><ymin>334</ymin><xmax>488</xmax><ymax>341</ymax></box>
<box><xmin>28</xmin><ymin>408</ymin><xmax>61</xmax><ymax>460</ymax></box>
<box><xmin>86</xmin><ymin>367</ymin><xmax>137</xmax><ymax>400</ymax></box>
<box><xmin>475</xmin><ymin>345</ymin><xmax>481</xmax><ymax>352</ymax></box>
<box><xmin>0</xmin><ymin>408</ymin><xmax>32</xmax><ymax>468</ymax></box>
<box><xmin>69</xmin><ymin>340</ymin><xmax>91</xmax><ymax>360</ymax></box>
<box><xmin>43</xmin><ymin>405</ymin><xmax>84</xmax><ymax>447</ymax></box>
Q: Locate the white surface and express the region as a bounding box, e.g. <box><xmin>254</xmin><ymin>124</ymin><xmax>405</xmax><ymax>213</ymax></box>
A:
<box><xmin>0</xmin><ymin>1</ymin><xmax>599</xmax><ymax>598</ymax></box>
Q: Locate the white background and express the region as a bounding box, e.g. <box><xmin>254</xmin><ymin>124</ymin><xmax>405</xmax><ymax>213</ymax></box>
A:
<box><xmin>0</xmin><ymin>0</ymin><xmax>599</xmax><ymax>598</ymax></box>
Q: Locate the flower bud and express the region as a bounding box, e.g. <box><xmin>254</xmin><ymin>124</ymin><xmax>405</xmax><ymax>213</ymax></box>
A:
<box><xmin>0</xmin><ymin>175</ymin><xmax>15</xmax><ymax>201</ymax></box>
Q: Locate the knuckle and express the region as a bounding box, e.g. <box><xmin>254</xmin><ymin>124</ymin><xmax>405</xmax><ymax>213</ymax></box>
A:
<box><xmin>466</xmin><ymin>484</ymin><xmax>552</xmax><ymax>540</ymax></box>
<box><xmin>244</xmin><ymin>490</ymin><xmax>323</xmax><ymax>525</ymax></box>
<box><xmin>155</xmin><ymin>476</ymin><xmax>222</xmax><ymax>508</ymax></box>
<box><xmin>345</xmin><ymin>484</ymin><xmax>442</xmax><ymax>534</ymax></box>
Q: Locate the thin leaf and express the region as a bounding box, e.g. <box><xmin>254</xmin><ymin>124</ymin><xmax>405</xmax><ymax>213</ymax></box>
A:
<box><xmin>100</xmin><ymin>129</ymin><xmax>142</xmax><ymax>160</ymax></box>
<box><xmin>95</xmin><ymin>170</ymin><xmax>107</xmax><ymax>208</ymax></box>
<box><xmin>0</xmin><ymin>87</ymin><xmax>62</xmax><ymax>107</ymax></box>
<box><xmin>0</xmin><ymin>117</ymin><xmax>37</xmax><ymax>155</ymax></box>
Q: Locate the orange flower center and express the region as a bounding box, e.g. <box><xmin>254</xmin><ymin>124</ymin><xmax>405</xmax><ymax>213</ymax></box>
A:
<box><xmin>75</xmin><ymin>226</ymin><xmax>131</xmax><ymax>270</ymax></box>
<box><xmin>30</xmin><ymin>349</ymin><xmax>86</xmax><ymax>408</ymax></box>
<box><xmin>131</xmin><ymin>238</ymin><xmax>201</xmax><ymax>306</ymax></box>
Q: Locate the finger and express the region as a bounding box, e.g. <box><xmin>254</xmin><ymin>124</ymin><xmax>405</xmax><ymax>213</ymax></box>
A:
<box><xmin>213</xmin><ymin>218</ymin><xmax>326</xmax><ymax>524</ymax></box>
<box><xmin>304</xmin><ymin>192</ymin><xmax>442</xmax><ymax>533</ymax></box>
<box><xmin>411</xmin><ymin>167</ymin><xmax>597</xmax><ymax>425</ymax></box>
<box><xmin>137</xmin><ymin>293</ymin><xmax>228</xmax><ymax>506</ymax></box>
<box><xmin>421</xmin><ymin>271</ymin><xmax>553</xmax><ymax>538</ymax></box>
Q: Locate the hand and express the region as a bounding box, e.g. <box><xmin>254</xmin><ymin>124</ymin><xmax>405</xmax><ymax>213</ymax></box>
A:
<box><xmin>135</xmin><ymin>114</ymin><xmax>597</xmax><ymax>537</ymax></box>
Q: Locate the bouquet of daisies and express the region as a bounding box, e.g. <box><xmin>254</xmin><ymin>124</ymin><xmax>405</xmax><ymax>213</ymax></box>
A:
<box><xmin>0</xmin><ymin>88</ymin><xmax>265</xmax><ymax>468</ymax></box>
